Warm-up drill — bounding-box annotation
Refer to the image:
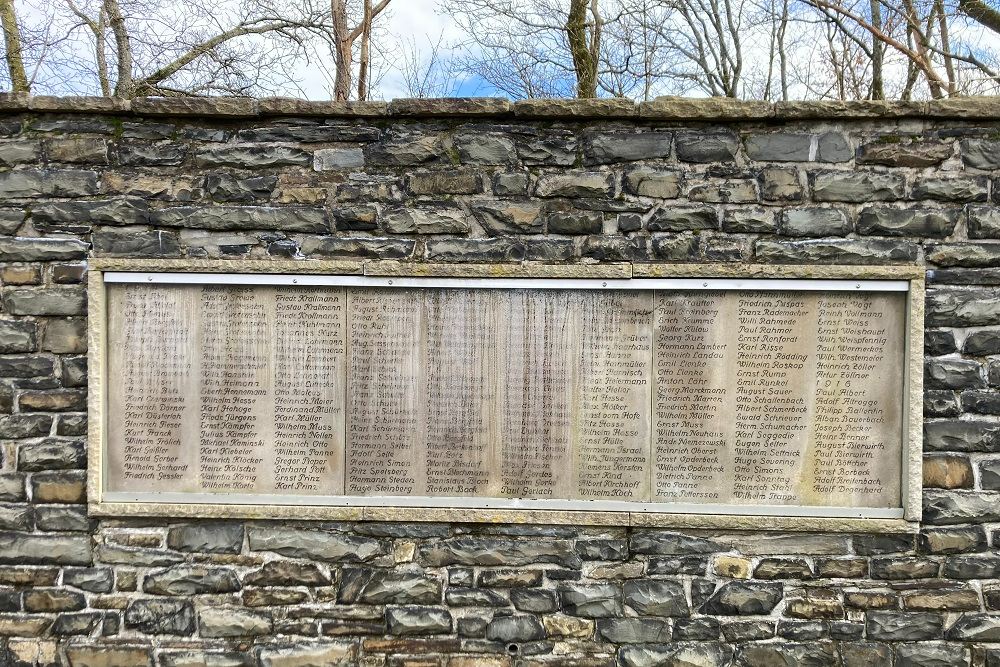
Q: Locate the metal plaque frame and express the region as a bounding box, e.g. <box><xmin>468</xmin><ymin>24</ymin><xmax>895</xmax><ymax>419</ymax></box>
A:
<box><xmin>87</xmin><ymin>259</ymin><xmax>925</xmax><ymax>532</ymax></box>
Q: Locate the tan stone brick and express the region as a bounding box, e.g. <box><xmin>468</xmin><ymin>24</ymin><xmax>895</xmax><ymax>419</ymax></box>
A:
<box><xmin>923</xmin><ymin>454</ymin><xmax>973</xmax><ymax>488</ymax></box>
<box><xmin>712</xmin><ymin>555</ymin><xmax>751</xmax><ymax>579</ymax></box>
<box><xmin>543</xmin><ymin>614</ymin><xmax>594</xmax><ymax>639</ymax></box>
<box><xmin>0</xmin><ymin>264</ymin><xmax>41</xmax><ymax>285</ymax></box>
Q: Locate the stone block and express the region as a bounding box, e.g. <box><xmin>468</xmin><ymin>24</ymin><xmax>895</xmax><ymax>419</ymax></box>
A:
<box><xmin>166</xmin><ymin>523</ymin><xmax>244</xmax><ymax>554</ymax></box>
<box><xmin>923</xmin><ymin>454</ymin><xmax>973</xmax><ymax>489</ymax></box>
<box><xmin>143</xmin><ymin>566</ymin><xmax>241</xmax><ymax>595</ymax></box>
<box><xmin>812</xmin><ymin>171</ymin><xmax>905</xmax><ymax>202</ymax></box>
<box><xmin>857</xmin><ymin>206</ymin><xmax>960</xmax><ymax>238</ymax></box>
<box><xmin>124</xmin><ymin>599</ymin><xmax>195</xmax><ymax>635</ymax></box>
<box><xmin>675</xmin><ymin>131</ymin><xmax>739</xmax><ymax>162</ymax></box>
<box><xmin>535</xmin><ymin>171</ymin><xmax>614</xmax><ymax>198</ymax></box>
<box><xmin>384</xmin><ymin>606</ymin><xmax>451</xmax><ymax>635</ymax></box>
<box><xmin>745</xmin><ymin>133</ymin><xmax>812</xmax><ymax>161</ymax></box>
<box><xmin>18</xmin><ymin>438</ymin><xmax>85</xmax><ymax>471</ymax></box>
<box><xmin>195</xmin><ymin>144</ymin><xmax>311</xmax><ymax>168</ymax></box>
<box><xmin>584</xmin><ymin>131</ymin><xmax>672</xmax><ymax>164</ymax></box>
<box><xmin>755</xmin><ymin>238</ymin><xmax>918</xmax><ymax>264</ymax></box>
<box><xmin>199</xmin><ymin>607</ymin><xmax>272</xmax><ymax>638</ymax></box>
<box><xmin>780</xmin><ymin>207</ymin><xmax>851</xmax><ymax>236</ymax></box>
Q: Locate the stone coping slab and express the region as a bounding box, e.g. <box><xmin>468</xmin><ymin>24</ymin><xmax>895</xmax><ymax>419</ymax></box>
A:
<box><xmin>4</xmin><ymin>93</ymin><xmax>1000</xmax><ymax>121</ymax></box>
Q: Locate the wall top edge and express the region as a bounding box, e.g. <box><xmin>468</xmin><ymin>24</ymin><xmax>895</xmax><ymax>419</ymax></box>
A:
<box><xmin>3</xmin><ymin>93</ymin><xmax>1000</xmax><ymax>122</ymax></box>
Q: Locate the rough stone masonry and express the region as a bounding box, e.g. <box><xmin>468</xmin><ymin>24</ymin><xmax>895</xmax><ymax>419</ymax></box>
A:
<box><xmin>0</xmin><ymin>93</ymin><xmax>997</xmax><ymax>666</ymax></box>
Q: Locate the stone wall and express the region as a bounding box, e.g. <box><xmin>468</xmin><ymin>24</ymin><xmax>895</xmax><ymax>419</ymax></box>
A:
<box><xmin>0</xmin><ymin>94</ymin><xmax>998</xmax><ymax>666</ymax></box>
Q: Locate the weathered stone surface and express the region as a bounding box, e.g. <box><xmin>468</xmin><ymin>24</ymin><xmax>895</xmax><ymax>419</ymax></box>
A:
<box><xmin>559</xmin><ymin>583</ymin><xmax>623</xmax><ymax>618</ymax></box>
<box><xmin>166</xmin><ymin>523</ymin><xmax>244</xmax><ymax>554</ymax></box>
<box><xmin>385</xmin><ymin>606</ymin><xmax>451</xmax><ymax>635</ymax></box>
<box><xmin>745</xmin><ymin>133</ymin><xmax>812</xmax><ymax>161</ymax></box>
<box><xmin>648</xmin><ymin>206</ymin><xmax>717</xmax><ymax>231</ymax></box>
<box><xmin>926</xmin><ymin>288</ymin><xmax>1000</xmax><ymax>326</ymax></box>
<box><xmin>546</xmin><ymin>210</ymin><xmax>603</xmax><ymax>234</ymax></box>
<box><xmin>248</xmin><ymin>528</ymin><xmax>384</xmax><ymax>562</ymax></box>
<box><xmin>0</xmin><ymin>238</ymin><xmax>89</xmax><ymax>261</ymax></box>
<box><xmin>920</xmin><ymin>526</ymin><xmax>987</xmax><ymax>554</ymax></box>
<box><xmin>618</xmin><ymin>642</ymin><xmax>733</xmax><ymax>667</ymax></box>
<box><xmin>961</xmin><ymin>138</ymin><xmax>1000</xmax><ymax>169</ymax></box>
<box><xmin>965</xmin><ymin>330</ymin><xmax>1000</xmax><ymax>355</ymax></box>
<box><xmin>700</xmin><ymin>582</ymin><xmax>782</xmax><ymax>615</ymax></box>
<box><xmin>676</xmin><ymin>131</ymin><xmax>738</xmax><ymax>162</ymax></box>
<box><xmin>597</xmin><ymin>618</ymin><xmax>671</xmax><ymax>643</ymax></box>
<box><xmin>947</xmin><ymin>613</ymin><xmax>1000</xmax><ymax>640</ymax></box>
<box><xmin>913</xmin><ymin>176</ymin><xmax>989</xmax><ymax>202</ymax></box>
<box><xmin>760</xmin><ymin>167</ymin><xmax>803</xmax><ymax>202</ymax></box>
<box><xmin>924</xmin><ymin>490</ymin><xmax>1000</xmax><ymax>524</ymax></box>
<box><xmin>925</xmin><ymin>358</ymin><xmax>984</xmax><ymax>389</ymax></box>
<box><xmin>624</xmin><ymin>168</ymin><xmax>681</xmax><ymax>198</ymax></box>
<box><xmin>18</xmin><ymin>438</ymin><xmax>85</xmax><ymax>471</ymax></box>
<box><xmin>472</xmin><ymin>202</ymin><xmax>542</xmax><ymax>234</ymax></box>
<box><xmin>485</xmin><ymin>614</ymin><xmax>545</xmax><ymax>642</ymax></box>
<box><xmin>63</xmin><ymin>568</ymin><xmax>113</xmax><ymax>593</ymax></box>
<box><xmin>924</xmin><ymin>419</ymin><xmax>1000</xmax><ymax>452</ymax></box>
<box><xmin>866</xmin><ymin>611</ymin><xmax>943</xmax><ymax>640</ymax></box>
<box><xmin>454</xmin><ymin>133</ymin><xmax>517</xmax><ymax>164</ymax></box>
<box><xmin>407</xmin><ymin>170</ymin><xmax>482</xmax><ymax>195</ymax></box>
<box><xmin>300</xmin><ymin>236</ymin><xmax>414</xmax><ymax>259</ymax></box>
<box><xmin>923</xmin><ymin>454</ymin><xmax>973</xmax><ymax>489</ymax></box>
<box><xmin>365</xmin><ymin>135</ymin><xmax>445</xmax><ymax>166</ymax></box>
<box><xmin>755</xmin><ymin>238</ymin><xmax>918</xmax><ymax>264</ymax></box>
<box><xmin>623</xmin><ymin>580</ymin><xmax>687</xmax><ymax>616</ymax></box>
<box><xmin>928</xmin><ymin>242</ymin><xmax>1000</xmax><ymax>268</ymax></box>
<box><xmin>195</xmin><ymin>144</ymin><xmax>311</xmax><ymax>167</ymax></box>
<box><xmin>92</xmin><ymin>229</ymin><xmax>182</xmax><ymax>257</ymax></box>
<box><xmin>858</xmin><ymin>139</ymin><xmax>953</xmax><ymax>167</ymax></box>
<box><xmin>143</xmin><ymin>566</ymin><xmax>240</xmax><ymax>596</ymax></box>
<box><xmin>151</xmin><ymin>206</ymin><xmax>327</xmax><ymax>233</ymax></box>
<box><xmin>313</xmin><ymin>147</ymin><xmax>365</xmax><ymax>170</ymax></box>
<box><xmin>257</xmin><ymin>643</ymin><xmax>356</xmax><ymax>667</ymax></box>
<box><xmin>199</xmin><ymin>607</ymin><xmax>272</xmax><ymax>638</ymax></box>
<box><xmin>419</xmin><ymin>537</ymin><xmax>579</xmax><ymax>567</ymax></box>
<box><xmin>0</xmin><ymin>532</ymin><xmax>91</xmax><ymax>565</ymax></box>
<box><xmin>968</xmin><ymin>206</ymin><xmax>1000</xmax><ymax>239</ymax></box>
<box><xmin>781</xmin><ymin>207</ymin><xmax>851</xmax><ymax>236</ymax></box>
<box><xmin>0</xmin><ymin>169</ymin><xmax>97</xmax><ymax>197</ymax></box>
<box><xmin>857</xmin><ymin>206</ymin><xmax>959</xmax><ymax>237</ymax></box>
<box><xmin>812</xmin><ymin>171</ymin><xmax>905</xmax><ymax>202</ymax></box>
<box><xmin>584</xmin><ymin>131</ymin><xmax>671</xmax><ymax>164</ymax></box>
<box><xmin>338</xmin><ymin>568</ymin><xmax>440</xmax><ymax>604</ymax></box>
<box><xmin>64</xmin><ymin>646</ymin><xmax>153</xmax><ymax>667</ymax></box>
<box><xmin>894</xmin><ymin>642</ymin><xmax>968</xmax><ymax>667</ymax></box>
<box><xmin>426</xmin><ymin>237</ymin><xmax>524</xmax><ymax>262</ymax></box>
<box><xmin>119</xmin><ymin>142</ymin><xmax>187</xmax><ymax>166</ymax></box>
<box><xmin>243</xmin><ymin>561</ymin><xmax>329</xmax><ymax>587</ymax></box>
<box><xmin>381</xmin><ymin>207</ymin><xmax>470</xmax><ymax>234</ymax></box>
<box><xmin>205</xmin><ymin>174</ymin><xmax>277</xmax><ymax>202</ymax></box>
<box><xmin>124</xmin><ymin>599</ymin><xmax>195</xmax><ymax>635</ymax></box>
<box><xmin>535</xmin><ymin>171</ymin><xmax>614</xmax><ymax>198</ymax></box>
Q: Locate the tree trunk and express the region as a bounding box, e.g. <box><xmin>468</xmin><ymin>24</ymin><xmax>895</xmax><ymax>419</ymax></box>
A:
<box><xmin>566</xmin><ymin>0</ymin><xmax>598</xmax><ymax>98</ymax></box>
<box><xmin>869</xmin><ymin>0</ymin><xmax>884</xmax><ymax>99</ymax></box>
<box><xmin>104</xmin><ymin>0</ymin><xmax>134</xmax><ymax>97</ymax></box>
<box><xmin>959</xmin><ymin>0</ymin><xmax>1000</xmax><ymax>35</ymax></box>
<box><xmin>357</xmin><ymin>0</ymin><xmax>371</xmax><ymax>100</ymax></box>
<box><xmin>0</xmin><ymin>0</ymin><xmax>28</xmax><ymax>93</ymax></box>
<box><xmin>331</xmin><ymin>0</ymin><xmax>353</xmax><ymax>100</ymax></box>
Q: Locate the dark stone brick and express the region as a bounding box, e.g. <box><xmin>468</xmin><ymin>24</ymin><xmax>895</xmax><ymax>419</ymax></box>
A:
<box><xmin>780</xmin><ymin>207</ymin><xmax>851</xmax><ymax>236</ymax></box>
<box><xmin>858</xmin><ymin>139</ymin><xmax>953</xmax><ymax>167</ymax></box>
<box><xmin>647</xmin><ymin>206</ymin><xmax>717</xmax><ymax>231</ymax></box>
<box><xmin>755</xmin><ymin>238</ymin><xmax>918</xmax><ymax>265</ymax></box>
<box><xmin>622</xmin><ymin>580</ymin><xmax>687</xmax><ymax>616</ymax></box>
<box><xmin>18</xmin><ymin>438</ymin><xmax>85</xmax><ymax>471</ymax></box>
<box><xmin>166</xmin><ymin>522</ymin><xmax>244</xmax><ymax>554</ymax></box>
<box><xmin>924</xmin><ymin>419</ymin><xmax>1000</xmax><ymax>452</ymax></box>
<box><xmin>919</xmin><ymin>526</ymin><xmax>988</xmax><ymax>554</ymax></box>
<box><xmin>965</xmin><ymin>330</ymin><xmax>1000</xmax><ymax>355</ymax></box>
<box><xmin>857</xmin><ymin>207</ymin><xmax>960</xmax><ymax>238</ymax></box>
<box><xmin>700</xmin><ymin>582</ymin><xmax>782</xmax><ymax>615</ymax></box>
<box><xmin>143</xmin><ymin>565</ymin><xmax>241</xmax><ymax>595</ymax></box>
<box><xmin>925</xmin><ymin>330</ymin><xmax>957</xmax><ymax>355</ymax></box>
<box><xmin>559</xmin><ymin>583</ymin><xmax>623</xmax><ymax>618</ymax></box>
<box><xmin>925</xmin><ymin>358</ymin><xmax>984</xmax><ymax>389</ymax></box>
<box><xmin>676</xmin><ymin>131</ymin><xmax>739</xmax><ymax>162</ymax></box>
<box><xmin>584</xmin><ymin>131</ymin><xmax>672</xmax><ymax>164</ymax></box>
<box><xmin>125</xmin><ymin>598</ymin><xmax>195</xmax><ymax>635</ymax></box>
<box><xmin>92</xmin><ymin>229</ymin><xmax>182</xmax><ymax>258</ymax></box>
<box><xmin>923</xmin><ymin>490</ymin><xmax>1000</xmax><ymax>524</ymax></box>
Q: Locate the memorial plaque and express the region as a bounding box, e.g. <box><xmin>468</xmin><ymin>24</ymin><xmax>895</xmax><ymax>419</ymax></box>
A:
<box><xmin>97</xmin><ymin>268</ymin><xmax>918</xmax><ymax>523</ymax></box>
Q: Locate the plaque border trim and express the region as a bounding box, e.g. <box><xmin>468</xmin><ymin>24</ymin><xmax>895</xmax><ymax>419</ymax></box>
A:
<box><xmin>87</xmin><ymin>259</ymin><xmax>925</xmax><ymax>532</ymax></box>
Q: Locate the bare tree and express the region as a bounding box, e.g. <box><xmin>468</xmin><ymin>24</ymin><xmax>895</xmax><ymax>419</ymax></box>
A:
<box><xmin>399</xmin><ymin>32</ymin><xmax>463</xmax><ymax>97</ymax></box>
<box><xmin>7</xmin><ymin>0</ymin><xmax>333</xmax><ymax>97</ymax></box>
<box><xmin>0</xmin><ymin>0</ymin><xmax>28</xmax><ymax>92</ymax></box>
<box><xmin>798</xmin><ymin>0</ymin><xmax>1000</xmax><ymax>97</ymax></box>
<box><xmin>331</xmin><ymin>0</ymin><xmax>391</xmax><ymax>100</ymax></box>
